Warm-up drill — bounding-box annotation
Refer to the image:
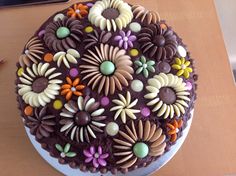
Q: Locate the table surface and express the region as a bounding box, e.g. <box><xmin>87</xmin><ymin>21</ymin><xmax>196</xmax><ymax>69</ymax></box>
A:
<box><xmin>0</xmin><ymin>0</ymin><xmax>236</xmax><ymax>176</ymax></box>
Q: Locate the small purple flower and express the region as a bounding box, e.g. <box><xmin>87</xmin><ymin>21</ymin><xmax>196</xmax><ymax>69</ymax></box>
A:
<box><xmin>83</xmin><ymin>146</ymin><xmax>109</xmax><ymax>168</ymax></box>
<box><xmin>114</xmin><ymin>30</ymin><xmax>137</xmax><ymax>50</ymax></box>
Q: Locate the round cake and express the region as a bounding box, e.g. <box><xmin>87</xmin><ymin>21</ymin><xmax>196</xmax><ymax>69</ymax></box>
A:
<box><xmin>16</xmin><ymin>0</ymin><xmax>197</xmax><ymax>174</ymax></box>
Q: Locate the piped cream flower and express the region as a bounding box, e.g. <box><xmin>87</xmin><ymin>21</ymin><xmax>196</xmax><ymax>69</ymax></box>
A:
<box><xmin>110</xmin><ymin>91</ymin><xmax>140</xmax><ymax>123</ymax></box>
<box><xmin>53</xmin><ymin>49</ymin><xmax>80</xmax><ymax>68</ymax></box>
<box><xmin>18</xmin><ymin>63</ymin><xmax>62</xmax><ymax>107</ymax></box>
<box><xmin>145</xmin><ymin>73</ymin><xmax>190</xmax><ymax>119</ymax></box>
<box><xmin>88</xmin><ymin>0</ymin><xmax>133</xmax><ymax>31</ymax></box>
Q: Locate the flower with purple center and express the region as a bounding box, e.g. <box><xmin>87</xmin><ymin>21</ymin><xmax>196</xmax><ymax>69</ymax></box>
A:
<box><xmin>83</xmin><ymin>146</ymin><xmax>109</xmax><ymax>168</ymax></box>
<box><xmin>114</xmin><ymin>30</ymin><xmax>137</xmax><ymax>50</ymax></box>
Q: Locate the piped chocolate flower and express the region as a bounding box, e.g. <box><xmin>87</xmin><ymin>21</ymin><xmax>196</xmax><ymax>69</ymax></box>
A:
<box><xmin>18</xmin><ymin>63</ymin><xmax>62</xmax><ymax>107</ymax></box>
<box><xmin>59</xmin><ymin>96</ymin><xmax>106</xmax><ymax>143</ymax></box>
<box><xmin>110</xmin><ymin>91</ymin><xmax>140</xmax><ymax>123</ymax></box>
<box><xmin>88</xmin><ymin>0</ymin><xmax>133</xmax><ymax>31</ymax></box>
<box><xmin>138</xmin><ymin>24</ymin><xmax>177</xmax><ymax>61</ymax></box>
<box><xmin>19</xmin><ymin>37</ymin><xmax>44</xmax><ymax>67</ymax></box>
<box><xmin>80</xmin><ymin>44</ymin><xmax>134</xmax><ymax>95</ymax></box>
<box><xmin>113</xmin><ymin>120</ymin><xmax>166</xmax><ymax>169</ymax></box>
<box><xmin>44</xmin><ymin>17</ymin><xmax>83</xmax><ymax>52</ymax></box>
<box><xmin>145</xmin><ymin>73</ymin><xmax>190</xmax><ymax>118</ymax></box>
<box><xmin>132</xmin><ymin>5</ymin><xmax>160</xmax><ymax>24</ymax></box>
<box><xmin>26</xmin><ymin>106</ymin><xmax>56</xmax><ymax>139</ymax></box>
<box><xmin>84</xmin><ymin>29</ymin><xmax>112</xmax><ymax>49</ymax></box>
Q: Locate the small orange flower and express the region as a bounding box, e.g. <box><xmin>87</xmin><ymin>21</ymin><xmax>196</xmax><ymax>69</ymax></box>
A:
<box><xmin>166</xmin><ymin>119</ymin><xmax>183</xmax><ymax>142</ymax></box>
<box><xmin>61</xmin><ymin>77</ymin><xmax>85</xmax><ymax>101</ymax></box>
<box><xmin>67</xmin><ymin>4</ymin><xmax>88</xmax><ymax>19</ymax></box>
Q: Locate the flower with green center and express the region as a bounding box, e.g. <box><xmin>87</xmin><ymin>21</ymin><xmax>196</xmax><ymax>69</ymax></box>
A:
<box><xmin>133</xmin><ymin>142</ymin><xmax>149</xmax><ymax>158</ymax></box>
<box><xmin>172</xmin><ymin>57</ymin><xmax>193</xmax><ymax>78</ymax></box>
<box><xmin>134</xmin><ymin>56</ymin><xmax>155</xmax><ymax>78</ymax></box>
<box><xmin>55</xmin><ymin>143</ymin><xmax>77</xmax><ymax>158</ymax></box>
<box><xmin>56</xmin><ymin>27</ymin><xmax>70</xmax><ymax>39</ymax></box>
<box><xmin>100</xmin><ymin>61</ymin><xmax>115</xmax><ymax>76</ymax></box>
<box><xmin>113</xmin><ymin>120</ymin><xmax>167</xmax><ymax>169</ymax></box>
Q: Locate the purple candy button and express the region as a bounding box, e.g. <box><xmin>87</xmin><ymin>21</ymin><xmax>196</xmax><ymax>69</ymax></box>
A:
<box><xmin>87</xmin><ymin>2</ymin><xmax>94</xmax><ymax>7</ymax></box>
<box><xmin>186</xmin><ymin>81</ymin><xmax>192</xmax><ymax>90</ymax></box>
<box><xmin>101</xmin><ymin>97</ymin><xmax>110</xmax><ymax>106</ymax></box>
<box><xmin>38</xmin><ymin>30</ymin><xmax>45</xmax><ymax>38</ymax></box>
<box><xmin>70</xmin><ymin>68</ymin><xmax>79</xmax><ymax>77</ymax></box>
<box><xmin>141</xmin><ymin>107</ymin><xmax>150</xmax><ymax>117</ymax></box>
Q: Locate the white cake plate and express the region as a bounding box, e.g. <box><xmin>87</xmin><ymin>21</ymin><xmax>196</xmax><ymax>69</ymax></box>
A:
<box><xmin>24</xmin><ymin>110</ymin><xmax>193</xmax><ymax>176</ymax></box>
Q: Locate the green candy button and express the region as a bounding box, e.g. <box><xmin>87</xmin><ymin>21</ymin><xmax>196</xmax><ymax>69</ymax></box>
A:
<box><xmin>133</xmin><ymin>142</ymin><xmax>149</xmax><ymax>158</ymax></box>
<box><xmin>100</xmin><ymin>61</ymin><xmax>115</xmax><ymax>76</ymax></box>
<box><xmin>56</xmin><ymin>27</ymin><xmax>70</xmax><ymax>39</ymax></box>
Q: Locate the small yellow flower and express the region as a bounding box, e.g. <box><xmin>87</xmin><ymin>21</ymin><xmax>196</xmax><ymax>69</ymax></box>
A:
<box><xmin>172</xmin><ymin>58</ymin><xmax>193</xmax><ymax>78</ymax></box>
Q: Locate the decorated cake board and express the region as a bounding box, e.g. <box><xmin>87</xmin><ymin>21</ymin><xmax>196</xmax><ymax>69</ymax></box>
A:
<box><xmin>24</xmin><ymin>110</ymin><xmax>193</xmax><ymax>176</ymax></box>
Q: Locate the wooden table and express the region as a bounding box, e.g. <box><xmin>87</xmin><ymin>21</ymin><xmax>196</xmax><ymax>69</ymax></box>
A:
<box><xmin>0</xmin><ymin>0</ymin><xmax>235</xmax><ymax>175</ymax></box>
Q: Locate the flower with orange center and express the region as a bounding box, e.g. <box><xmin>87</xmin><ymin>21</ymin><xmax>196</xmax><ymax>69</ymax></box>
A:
<box><xmin>61</xmin><ymin>77</ymin><xmax>85</xmax><ymax>100</ymax></box>
<box><xmin>166</xmin><ymin>119</ymin><xmax>183</xmax><ymax>142</ymax></box>
<box><xmin>67</xmin><ymin>4</ymin><xmax>89</xmax><ymax>19</ymax></box>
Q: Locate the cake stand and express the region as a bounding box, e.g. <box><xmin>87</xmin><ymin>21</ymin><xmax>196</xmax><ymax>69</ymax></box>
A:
<box><xmin>24</xmin><ymin>110</ymin><xmax>194</xmax><ymax>176</ymax></box>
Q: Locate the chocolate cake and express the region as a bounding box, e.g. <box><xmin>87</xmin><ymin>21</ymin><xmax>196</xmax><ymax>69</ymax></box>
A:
<box><xmin>16</xmin><ymin>0</ymin><xmax>197</xmax><ymax>174</ymax></box>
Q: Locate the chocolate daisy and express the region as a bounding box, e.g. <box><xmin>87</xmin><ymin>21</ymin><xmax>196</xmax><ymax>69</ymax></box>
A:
<box><xmin>26</xmin><ymin>106</ymin><xmax>56</xmax><ymax>139</ymax></box>
<box><xmin>84</xmin><ymin>29</ymin><xmax>112</xmax><ymax>49</ymax></box>
<box><xmin>110</xmin><ymin>91</ymin><xmax>140</xmax><ymax>123</ymax></box>
<box><xmin>18</xmin><ymin>63</ymin><xmax>62</xmax><ymax>107</ymax></box>
<box><xmin>44</xmin><ymin>17</ymin><xmax>83</xmax><ymax>52</ymax></box>
<box><xmin>113</xmin><ymin>120</ymin><xmax>166</xmax><ymax>169</ymax></box>
<box><xmin>80</xmin><ymin>44</ymin><xmax>134</xmax><ymax>95</ymax></box>
<box><xmin>138</xmin><ymin>23</ymin><xmax>178</xmax><ymax>61</ymax></box>
<box><xmin>145</xmin><ymin>73</ymin><xmax>190</xmax><ymax>118</ymax></box>
<box><xmin>19</xmin><ymin>37</ymin><xmax>44</xmax><ymax>67</ymax></box>
<box><xmin>59</xmin><ymin>96</ymin><xmax>106</xmax><ymax>143</ymax></box>
<box><xmin>88</xmin><ymin>0</ymin><xmax>133</xmax><ymax>31</ymax></box>
<box><xmin>132</xmin><ymin>5</ymin><xmax>160</xmax><ymax>24</ymax></box>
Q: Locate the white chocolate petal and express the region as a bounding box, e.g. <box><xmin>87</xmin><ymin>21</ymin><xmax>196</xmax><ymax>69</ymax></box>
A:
<box><xmin>77</xmin><ymin>96</ymin><xmax>84</xmax><ymax>111</ymax></box>
<box><xmin>85</xmin><ymin>98</ymin><xmax>95</xmax><ymax>111</ymax></box>
<box><xmin>91</xmin><ymin>108</ymin><xmax>105</xmax><ymax>116</ymax></box>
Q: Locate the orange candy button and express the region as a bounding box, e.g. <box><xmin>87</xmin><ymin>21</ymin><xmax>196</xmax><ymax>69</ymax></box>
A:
<box><xmin>24</xmin><ymin>106</ymin><xmax>33</xmax><ymax>116</ymax></box>
<box><xmin>160</xmin><ymin>23</ymin><xmax>167</xmax><ymax>30</ymax></box>
<box><xmin>44</xmin><ymin>53</ymin><xmax>53</xmax><ymax>62</ymax></box>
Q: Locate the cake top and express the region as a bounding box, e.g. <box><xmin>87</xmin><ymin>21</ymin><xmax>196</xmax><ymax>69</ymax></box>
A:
<box><xmin>16</xmin><ymin>0</ymin><xmax>197</xmax><ymax>174</ymax></box>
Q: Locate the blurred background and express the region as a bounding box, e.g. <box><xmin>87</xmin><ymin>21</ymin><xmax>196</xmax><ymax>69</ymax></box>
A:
<box><xmin>215</xmin><ymin>0</ymin><xmax>236</xmax><ymax>82</ymax></box>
